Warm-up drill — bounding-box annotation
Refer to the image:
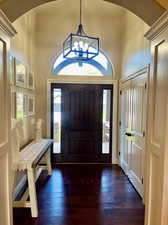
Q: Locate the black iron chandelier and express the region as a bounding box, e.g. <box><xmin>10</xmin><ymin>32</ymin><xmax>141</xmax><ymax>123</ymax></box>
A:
<box><xmin>63</xmin><ymin>0</ymin><xmax>99</xmax><ymax>60</ymax></box>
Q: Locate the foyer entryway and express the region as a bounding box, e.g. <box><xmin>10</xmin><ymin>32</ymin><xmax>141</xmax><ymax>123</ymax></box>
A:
<box><xmin>13</xmin><ymin>165</ymin><xmax>144</xmax><ymax>225</ymax></box>
<box><xmin>51</xmin><ymin>84</ymin><xmax>113</xmax><ymax>163</ymax></box>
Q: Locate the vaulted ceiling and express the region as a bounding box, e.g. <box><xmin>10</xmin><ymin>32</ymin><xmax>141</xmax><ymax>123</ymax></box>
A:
<box><xmin>0</xmin><ymin>0</ymin><xmax>165</xmax><ymax>24</ymax></box>
<box><xmin>105</xmin><ymin>0</ymin><xmax>165</xmax><ymax>25</ymax></box>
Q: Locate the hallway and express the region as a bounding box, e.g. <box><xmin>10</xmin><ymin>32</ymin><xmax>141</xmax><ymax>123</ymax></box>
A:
<box><xmin>13</xmin><ymin>165</ymin><xmax>144</xmax><ymax>225</ymax></box>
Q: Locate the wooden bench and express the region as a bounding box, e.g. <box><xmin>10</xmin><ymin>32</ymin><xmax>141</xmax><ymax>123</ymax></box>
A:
<box><xmin>12</xmin><ymin>120</ymin><xmax>53</xmax><ymax>218</ymax></box>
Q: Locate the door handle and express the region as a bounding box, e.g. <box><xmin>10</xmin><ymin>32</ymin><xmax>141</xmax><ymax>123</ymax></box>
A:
<box><xmin>125</xmin><ymin>132</ymin><xmax>134</xmax><ymax>137</ymax></box>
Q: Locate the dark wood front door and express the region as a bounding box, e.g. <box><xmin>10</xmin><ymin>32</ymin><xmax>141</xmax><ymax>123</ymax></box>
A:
<box><xmin>51</xmin><ymin>83</ymin><xmax>113</xmax><ymax>163</ymax></box>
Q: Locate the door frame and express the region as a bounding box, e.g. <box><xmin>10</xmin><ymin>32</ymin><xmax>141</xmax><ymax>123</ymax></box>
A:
<box><xmin>0</xmin><ymin>10</ymin><xmax>17</xmax><ymax>225</ymax></box>
<box><xmin>50</xmin><ymin>83</ymin><xmax>113</xmax><ymax>163</ymax></box>
<box><xmin>118</xmin><ymin>65</ymin><xmax>150</xmax><ymax>203</ymax></box>
<box><xmin>145</xmin><ymin>12</ymin><xmax>168</xmax><ymax>225</ymax></box>
<box><xmin>46</xmin><ymin>77</ymin><xmax>118</xmax><ymax>164</ymax></box>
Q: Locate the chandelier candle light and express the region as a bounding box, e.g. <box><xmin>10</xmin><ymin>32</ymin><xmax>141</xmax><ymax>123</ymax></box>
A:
<box><xmin>63</xmin><ymin>0</ymin><xmax>99</xmax><ymax>60</ymax></box>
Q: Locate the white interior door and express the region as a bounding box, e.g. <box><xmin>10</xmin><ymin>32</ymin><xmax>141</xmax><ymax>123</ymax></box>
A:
<box><xmin>128</xmin><ymin>74</ymin><xmax>148</xmax><ymax>198</ymax></box>
<box><xmin>0</xmin><ymin>38</ymin><xmax>12</xmax><ymax>225</ymax></box>
<box><xmin>120</xmin><ymin>72</ymin><xmax>148</xmax><ymax>198</ymax></box>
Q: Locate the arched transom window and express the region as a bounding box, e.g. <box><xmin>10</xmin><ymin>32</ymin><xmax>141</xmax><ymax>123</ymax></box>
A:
<box><xmin>52</xmin><ymin>49</ymin><xmax>113</xmax><ymax>76</ymax></box>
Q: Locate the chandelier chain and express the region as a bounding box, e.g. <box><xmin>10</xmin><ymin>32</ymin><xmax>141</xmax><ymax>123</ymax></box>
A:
<box><xmin>80</xmin><ymin>0</ymin><xmax>82</xmax><ymax>25</ymax></box>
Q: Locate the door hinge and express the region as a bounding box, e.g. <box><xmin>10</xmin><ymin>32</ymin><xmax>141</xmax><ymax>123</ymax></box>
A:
<box><xmin>119</xmin><ymin>121</ymin><xmax>121</xmax><ymax>126</ymax></box>
<box><xmin>120</xmin><ymin>90</ymin><xmax>122</xmax><ymax>95</ymax></box>
<box><xmin>119</xmin><ymin>151</ymin><xmax>121</xmax><ymax>156</ymax></box>
<box><xmin>141</xmin><ymin>178</ymin><xmax>144</xmax><ymax>185</ymax></box>
<box><xmin>143</xmin><ymin>131</ymin><xmax>145</xmax><ymax>137</ymax></box>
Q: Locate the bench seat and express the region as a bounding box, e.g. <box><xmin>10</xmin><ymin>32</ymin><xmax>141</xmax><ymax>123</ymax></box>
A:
<box><xmin>17</xmin><ymin>139</ymin><xmax>53</xmax><ymax>170</ymax></box>
<box><xmin>13</xmin><ymin>138</ymin><xmax>53</xmax><ymax>218</ymax></box>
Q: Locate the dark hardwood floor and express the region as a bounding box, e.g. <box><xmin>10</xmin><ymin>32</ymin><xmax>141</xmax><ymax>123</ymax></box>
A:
<box><xmin>13</xmin><ymin>165</ymin><xmax>145</xmax><ymax>225</ymax></box>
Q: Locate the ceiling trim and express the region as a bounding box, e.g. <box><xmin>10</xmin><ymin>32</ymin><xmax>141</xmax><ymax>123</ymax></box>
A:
<box><xmin>145</xmin><ymin>11</ymin><xmax>168</xmax><ymax>40</ymax></box>
<box><xmin>0</xmin><ymin>9</ymin><xmax>17</xmax><ymax>37</ymax></box>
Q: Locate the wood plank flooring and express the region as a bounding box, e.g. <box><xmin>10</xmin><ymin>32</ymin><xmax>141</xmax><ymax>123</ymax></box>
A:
<box><xmin>13</xmin><ymin>165</ymin><xmax>145</xmax><ymax>225</ymax></box>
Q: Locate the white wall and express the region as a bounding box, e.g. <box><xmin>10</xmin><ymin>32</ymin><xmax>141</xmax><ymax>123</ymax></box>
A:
<box><xmin>11</xmin><ymin>11</ymin><xmax>36</xmax><ymax>147</ymax></box>
<box><xmin>121</xmin><ymin>11</ymin><xmax>150</xmax><ymax>77</ymax></box>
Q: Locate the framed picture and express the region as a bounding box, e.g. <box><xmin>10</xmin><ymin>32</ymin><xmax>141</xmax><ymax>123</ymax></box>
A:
<box><xmin>11</xmin><ymin>91</ymin><xmax>16</xmax><ymax>118</ymax></box>
<box><xmin>16</xmin><ymin>93</ymin><xmax>27</xmax><ymax>119</ymax></box>
<box><xmin>28</xmin><ymin>95</ymin><xmax>35</xmax><ymax>116</ymax></box>
<box><xmin>8</xmin><ymin>55</ymin><xmax>15</xmax><ymax>85</ymax></box>
<box><xmin>27</xmin><ymin>71</ymin><xmax>34</xmax><ymax>89</ymax></box>
<box><xmin>15</xmin><ymin>59</ymin><xmax>26</xmax><ymax>88</ymax></box>
<box><xmin>23</xmin><ymin>95</ymin><xmax>28</xmax><ymax>117</ymax></box>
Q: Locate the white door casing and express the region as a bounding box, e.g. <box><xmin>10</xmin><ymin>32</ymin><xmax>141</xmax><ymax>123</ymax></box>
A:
<box><xmin>47</xmin><ymin>77</ymin><xmax>118</xmax><ymax>164</ymax></box>
<box><xmin>0</xmin><ymin>10</ymin><xmax>16</xmax><ymax>225</ymax></box>
<box><xmin>145</xmin><ymin>12</ymin><xmax>168</xmax><ymax>225</ymax></box>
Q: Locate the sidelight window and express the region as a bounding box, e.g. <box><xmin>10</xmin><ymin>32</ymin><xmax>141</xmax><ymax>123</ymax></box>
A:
<box><xmin>102</xmin><ymin>89</ymin><xmax>111</xmax><ymax>154</ymax></box>
<box><xmin>53</xmin><ymin>88</ymin><xmax>62</xmax><ymax>154</ymax></box>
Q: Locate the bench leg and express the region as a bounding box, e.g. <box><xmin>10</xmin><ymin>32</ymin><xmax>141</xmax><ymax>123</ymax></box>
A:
<box><xmin>27</xmin><ymin>168</ymin><xmax>38</xmax><ymax>217</ymax></box>
<box><xmin>12</xmin><ymin>170</ymin><xmax>17</xmax><ymax>200</ymax></box>
<box><xmin>46</xmin><ymin>149</ymin><xmax>52</xmax><ymax>175</ymax></box>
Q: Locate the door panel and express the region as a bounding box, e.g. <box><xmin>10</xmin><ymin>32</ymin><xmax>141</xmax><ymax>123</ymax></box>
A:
<box><xmin>51</xmin><ymin>84</ymin><xmax>113</xmax><ymax>163</ymax></box>
<box><xmin>120</xmin><ymin>80</ymin><xmax>132</xmax><ymax>174</ymax></box>
<box><xmin>129</xmin><ymin>74</ymin><xmax>147</xmax><ymax>197</ymax></box>
<box><xmin>62</xmin><ymin>84</ymin><xmax>102</xmax><ymax>163</ymax></box>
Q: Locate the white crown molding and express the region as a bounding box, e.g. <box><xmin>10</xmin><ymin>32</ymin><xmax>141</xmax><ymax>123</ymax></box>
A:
<box><xmin>145</xmin><ymin>11</ymin><xmax>168</xmax><ymax>40</ymax></box>
<box><xmin>0</xmin><ymin>9</ymin><xmax>17</xmax><ymax>38</ymax></box>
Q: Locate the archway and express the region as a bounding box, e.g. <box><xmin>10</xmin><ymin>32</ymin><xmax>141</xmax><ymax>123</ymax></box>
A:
<box><xmin>0</xmin><ymin>0</ymin><xmax>165</xmax><ymax>24</ymax></box>
<box><xmin>5</xmin><ymin>0</ymin><xmax>163</xmax><ymax>224</ymax></box>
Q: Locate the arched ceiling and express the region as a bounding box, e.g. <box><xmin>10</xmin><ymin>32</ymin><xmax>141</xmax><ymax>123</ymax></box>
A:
<box><xmin>105</xmin><ymin>0</ymin><xmax>165</xmax><ymax>25</ymax></box>
<box><xmin>0</xmin><ymin>0</ymin><xmax>165</xmax><ymax>25</ymax></box>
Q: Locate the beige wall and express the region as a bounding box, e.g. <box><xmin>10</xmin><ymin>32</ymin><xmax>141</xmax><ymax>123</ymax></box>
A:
<box><xmin>11</xmin><ymin>12</ymin><xmax>36</xmax><ymax>146</ymax></box>
<box><xmin>35</xmin><ymin>0</ymin><xmax>125</xmax><ymax>77</ymax></box>
<box><xmin>121</xmin><ymin>11</ymin><xmax>150</xmax><ymax>77</ymax></box>
<box><xmin>11</xmin><ymin>11</ymin><xmax>36</xmax><ymax>71</ymax></box>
